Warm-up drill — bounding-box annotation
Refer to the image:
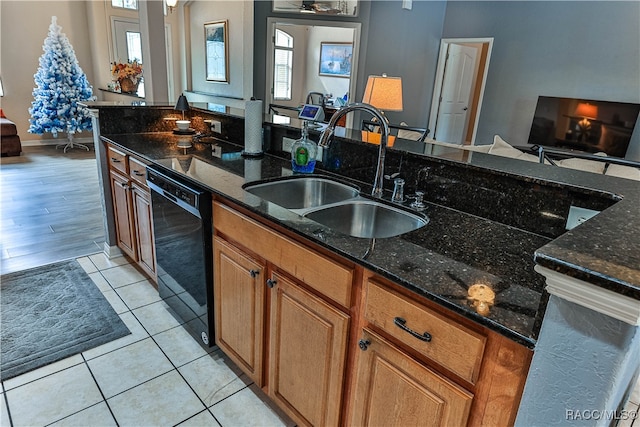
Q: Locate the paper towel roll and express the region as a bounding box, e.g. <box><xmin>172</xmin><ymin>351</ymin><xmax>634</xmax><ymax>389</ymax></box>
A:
<box><xmin>244</xmin><ymin>158</ymin><xmax>262</xmax><ymax>183</ymax></box>
<box><xmin>243</xmin><ymin>99</ymin><xmax>264</xmax><ymax>156</ymax></box>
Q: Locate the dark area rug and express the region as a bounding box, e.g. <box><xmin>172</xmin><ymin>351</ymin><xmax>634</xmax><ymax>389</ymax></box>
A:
<box><xmin>1</xmin><ymin>259</ymin><xmax>130</xmax><ymax>380</ymax></box>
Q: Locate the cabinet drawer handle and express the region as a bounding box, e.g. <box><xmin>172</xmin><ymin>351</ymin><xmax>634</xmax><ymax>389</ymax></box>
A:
<box><xmin>358</xmin><ymin>339</ymin><xmax>371</xmax><ymax>351</ymax></box>
<box><xmin>111</xmin><ymin>157</ymin><xmax>121</xmax><ymax>163</ymax></box>
<box><xmin>394</xmin><ymin>317</ymin><xmax>432</xmax><ymax>342</ymax></box>
<box><xmin>266</xmin><ymin>278</ymin><xmax>277</xmax><ymax>288</ymax></box>
<box><xmin>117</xmin><ymin>182</ymin><xmax>129</xmax><ymax>190</ymax></box>
<box><xmin>249</xmin><ymin>269</ymin><xmax>259</xmax><ymax>278</ymax></box>
<box><xmin>133</xmin><ymin>170</ymin><xmax>144</xmax><ymax>176</ymax></box>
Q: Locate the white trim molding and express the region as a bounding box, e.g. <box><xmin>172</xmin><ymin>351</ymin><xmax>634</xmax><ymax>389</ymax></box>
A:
<box><xmin>102</xmin><ymin>243</ymin><xmax>123</xmax><ymax>259</ymax></box>
<box><xmin>535</xmin><ymin>265</ymin><xmax>640</xmax><ymax>326</ymax></box>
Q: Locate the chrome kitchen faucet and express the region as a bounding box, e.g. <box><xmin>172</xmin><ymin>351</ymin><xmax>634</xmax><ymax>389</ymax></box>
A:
<box><xmin>318</xmin><ymin>103</ymin><xmax>390</xmax><ymax>198</ymax></box>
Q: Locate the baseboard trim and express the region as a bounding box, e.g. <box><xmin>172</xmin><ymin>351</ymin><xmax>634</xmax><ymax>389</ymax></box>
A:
<box><xmin>102</xmin><ymin>243</ymin><xmax>123</xmax><ymax>259</ymax></box>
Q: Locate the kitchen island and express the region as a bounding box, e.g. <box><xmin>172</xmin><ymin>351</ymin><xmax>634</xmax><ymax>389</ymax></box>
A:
<box><xmin>88</xmin><ymin>102</ymin><xmax>639</xmax><ymax>426</ymax></box>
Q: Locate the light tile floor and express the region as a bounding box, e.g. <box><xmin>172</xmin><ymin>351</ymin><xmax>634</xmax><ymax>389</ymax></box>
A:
<box><xmin>2</xmin><ymin>252</ymin><xmax>639</xmax><ymax>426</ymax></box>
<box><xmin>1</xmin><ymin>253</ymin><xmax>294</xmax><ymax>427</ymax></box>
<box><xmin>621</xmin><ymin>384</ymin><xmax>640</xmax><ymax>427</ymax></box>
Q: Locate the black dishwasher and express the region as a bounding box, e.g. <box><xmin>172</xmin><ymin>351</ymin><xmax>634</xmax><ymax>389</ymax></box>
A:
<box><xmin>146</xmin><ymin>166</ymin><xmax>214</xmax><ymax>347</ymax></box>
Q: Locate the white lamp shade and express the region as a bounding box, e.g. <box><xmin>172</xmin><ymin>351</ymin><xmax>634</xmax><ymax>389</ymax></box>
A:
<box><xmin>362</xmin><ymin>74</ymin><xmax>403</xmax><ymax>111</ymax></box>
<box><xmin>166</xmin><ymin>0</ymin><xmax>178</xmax><ymax>7</ymax></box>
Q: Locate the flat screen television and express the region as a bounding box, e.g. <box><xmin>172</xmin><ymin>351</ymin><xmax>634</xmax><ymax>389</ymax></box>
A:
<box><xmin>527</xmin><ymin>96</ymin><xmax>640</xmax><ymax>158</ymax></box>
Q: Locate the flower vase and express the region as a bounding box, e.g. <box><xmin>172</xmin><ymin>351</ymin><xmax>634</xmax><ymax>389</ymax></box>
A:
<box><xmin>119</xmin><ymin>78</ymin><xmax>139</xmax><ymax>94</ymax></box>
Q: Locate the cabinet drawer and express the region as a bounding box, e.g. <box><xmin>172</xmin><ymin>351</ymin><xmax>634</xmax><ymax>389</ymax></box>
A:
<box><xmin>128</xmin><ymin>157</ymin><xmax>148</xmax><ymax>187</ymax></box>
<box><xmin>364</xmin><ymin>279</ymin><xmax>486</xmax><ymax>383</ymax></box>
<box><xmin>214</xmin><ymin>201</ymin><xmax>354</xmax><ymax>308</ymax></box>
<box><xmin>107</xmin><ymin>146</ymin><xmax>128</xmax><ymax>174</ymax></box>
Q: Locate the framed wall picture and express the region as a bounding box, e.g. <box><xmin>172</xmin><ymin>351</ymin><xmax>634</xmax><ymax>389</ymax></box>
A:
<box><xmin>205</xmin><ymin>20</ymin><xmax>229</xmax><ymax>82</ymax></box>
<box><xmin>319</xmin><ymin>42</ymin><xmax>353</xmax><ymax>78</ymax></box>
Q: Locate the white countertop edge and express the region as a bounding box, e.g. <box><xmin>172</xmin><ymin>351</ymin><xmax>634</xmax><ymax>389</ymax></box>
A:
<box><xmin>535</xmin><ymin>264</ymin><xmax>640</xmax><ymax>326</ymax></box>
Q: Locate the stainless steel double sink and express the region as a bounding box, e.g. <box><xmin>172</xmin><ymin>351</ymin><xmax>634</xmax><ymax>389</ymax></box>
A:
<box><xmin>243</xmin><ymin>176</ymin><xmax>428</xmax><ymax>239</ymax></box>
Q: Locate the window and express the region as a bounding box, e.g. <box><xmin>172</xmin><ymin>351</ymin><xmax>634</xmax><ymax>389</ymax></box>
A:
<box><xmin>112</xmin><ymin>0</ymin><xmax>138</xmax><ymax>10</ymax></box>
<box><xmin>273</xmin><ymin>29</ymin><xmax>293</xmax><ymax>100</ymax></box>
<box><xmin>126</xmin><ymin>32</ymin><xmax>142</xmax><ymax>63</ymax></box>
<box><xmin>125</xmin><ymin>31</ymin><xmax>144</xmax><ymax>97</ymax></box>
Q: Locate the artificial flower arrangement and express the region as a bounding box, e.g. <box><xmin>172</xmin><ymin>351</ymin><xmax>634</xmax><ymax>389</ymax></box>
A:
<box><xmin>111</xmin><ymin>60</ymin><xmax>143</xmax><ymax>84</ymax></box>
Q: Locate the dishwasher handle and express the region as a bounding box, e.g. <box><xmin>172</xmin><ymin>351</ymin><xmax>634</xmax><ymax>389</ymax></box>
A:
<box><xmin>147</xmin><ymin>180</ymin><xmax>202</xmax><ymax>219</ymax></box>
<box><xmin>162</xmin><ymin>190</ymin><xmax>178</xmax><ymax>204</ymax></box>
<box><xmin>146</xmin><ymin>167</ymin><xmax>206</xmax><ymax>219</ymax></box>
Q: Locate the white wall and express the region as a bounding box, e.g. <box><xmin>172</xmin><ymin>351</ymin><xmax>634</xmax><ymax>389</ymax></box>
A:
<box><xmin>186</xmin><ymin>0</ymin><xmax>253</xmax><ymax>108</ymax></box>
<box><xmin>303</xmin><ymin>26</ymin><xmax>352</xmax><ymax>102</ymax></box>
<box><xmin>1</xmin><ymin>1</ymin><xmax>95</xmax><ymax>143</ymax></box>
<box><xmin>0</xmin><ymin>0</ymin><xmax>184</xmax><ymax>144</ymax></box>
<box><xmin>442</xmin><ymin>1</ymin><xmax>640</xmax><ymax>160</ymax></box>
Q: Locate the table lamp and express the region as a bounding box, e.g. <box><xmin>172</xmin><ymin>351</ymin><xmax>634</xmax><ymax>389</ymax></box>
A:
<box><xmin>362</xmin><ymin>73</ymin><xmax>403</xmax><ymax>115</ymax></box>
<box><xmin>575</xmin><ymin>102</ymin><xmax>598</xmax><ymax>142</ymax></box>
<box><xmin>361</xmin><ymin>74</ymin><xmax>403</xmax><ymax>146</ymax></box>
<box><xmin>174</xmin><ymin>93</ymin><xmax>194</xmax><ymax>134</ymax></box>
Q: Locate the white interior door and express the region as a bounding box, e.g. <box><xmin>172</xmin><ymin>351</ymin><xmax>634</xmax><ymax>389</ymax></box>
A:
<box><xmin>434</xmin><ymin>44</ymin><xmax>478</xmax><ymax>143</ymax></box>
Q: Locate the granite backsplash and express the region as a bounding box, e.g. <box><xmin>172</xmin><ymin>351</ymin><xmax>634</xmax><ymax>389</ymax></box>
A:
<box><xmin>266</xmin><ymin>122</ymin><xmax>618</xmax><ymax>239</ymax></box>
<box><xmin>96</xmin><ymin>104</ymin><xmax>246</xmax><ymax>145</ymax></box>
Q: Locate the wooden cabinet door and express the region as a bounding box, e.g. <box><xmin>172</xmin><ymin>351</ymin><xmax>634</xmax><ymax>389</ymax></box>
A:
<box><xmin>350</xmin><ymin>329</ymin><xmax>473</xmax><ymax>427</ymax></box>
<box><xmin>268</xmin><ymin>272</ymin><xmax>349</xmax><ymax>427</ymax></box>
<box><xmin>214</xmin><ymin>237</ymin><xmax>265</xmax><ymax>386</ymax></box>
<box><xmin>132</xmin><ymin>184</ymin><xmax>155</xmax><ymax>279</ymax></box>
<box><xmin>109</xmin><ymin>170</ymin><xmax>137</xmax><ymax>260</ymax></box>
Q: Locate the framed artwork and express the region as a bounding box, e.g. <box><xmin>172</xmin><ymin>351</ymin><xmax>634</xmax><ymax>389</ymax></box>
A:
<box><xmin>319</xmin><ymin>42</ymin><xmax>352</xmax><ymax>78</ymax></box>
<box><xmin>205</xmin><ymin>20</ymin><xmax>229</xmax><ymax>82</ymax></box>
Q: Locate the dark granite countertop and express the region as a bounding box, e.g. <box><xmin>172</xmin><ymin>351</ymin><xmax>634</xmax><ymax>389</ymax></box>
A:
<box><xmin>459</xmin><ymin>151</ymin><xmax>640</xmax><ymax>300</ymax></box>
<box><xmin>100</xmin><ymin>132</ymin><xmax>567</xmax><ymax>348</ymax></box>
<box><xmin>264</xmin><ymin>120</ymin><xmax>640</xmax><ymax>307</ymax></box>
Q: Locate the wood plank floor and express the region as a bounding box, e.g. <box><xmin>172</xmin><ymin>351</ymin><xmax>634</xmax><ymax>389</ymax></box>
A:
<box><xmin>0</xmin><ymin>145</ymin><xmax>105</xmax><ymax>274</ymax></box>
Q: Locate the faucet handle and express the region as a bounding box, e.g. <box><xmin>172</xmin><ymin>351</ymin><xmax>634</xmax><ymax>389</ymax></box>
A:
<box><xmin>410</xmin><ymin>191</ymin><xmax>426</xmax><ymax>211</ymax></box>
<box><xmin>384</xmin><ymin>172</ymin><xmax>401</xmax><ymax>180</ymax></box>
<box><xmin>392</xmin><ymin>178</ymin><xmax>405</xmax><ymax>203</ymax></box>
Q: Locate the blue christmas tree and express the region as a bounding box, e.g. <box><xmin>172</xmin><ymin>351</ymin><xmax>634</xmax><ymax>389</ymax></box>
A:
<box><xmin>29</xmin><ymin>16</ymin><xmax>93</xmax><ymax>150</ymax></box>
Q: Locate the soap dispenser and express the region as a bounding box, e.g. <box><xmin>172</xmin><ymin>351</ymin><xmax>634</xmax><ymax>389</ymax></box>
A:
<box><xmin>291</xmin><ymin>121</ymin><xmax>317</xmax><ymax>173</ymax></box>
